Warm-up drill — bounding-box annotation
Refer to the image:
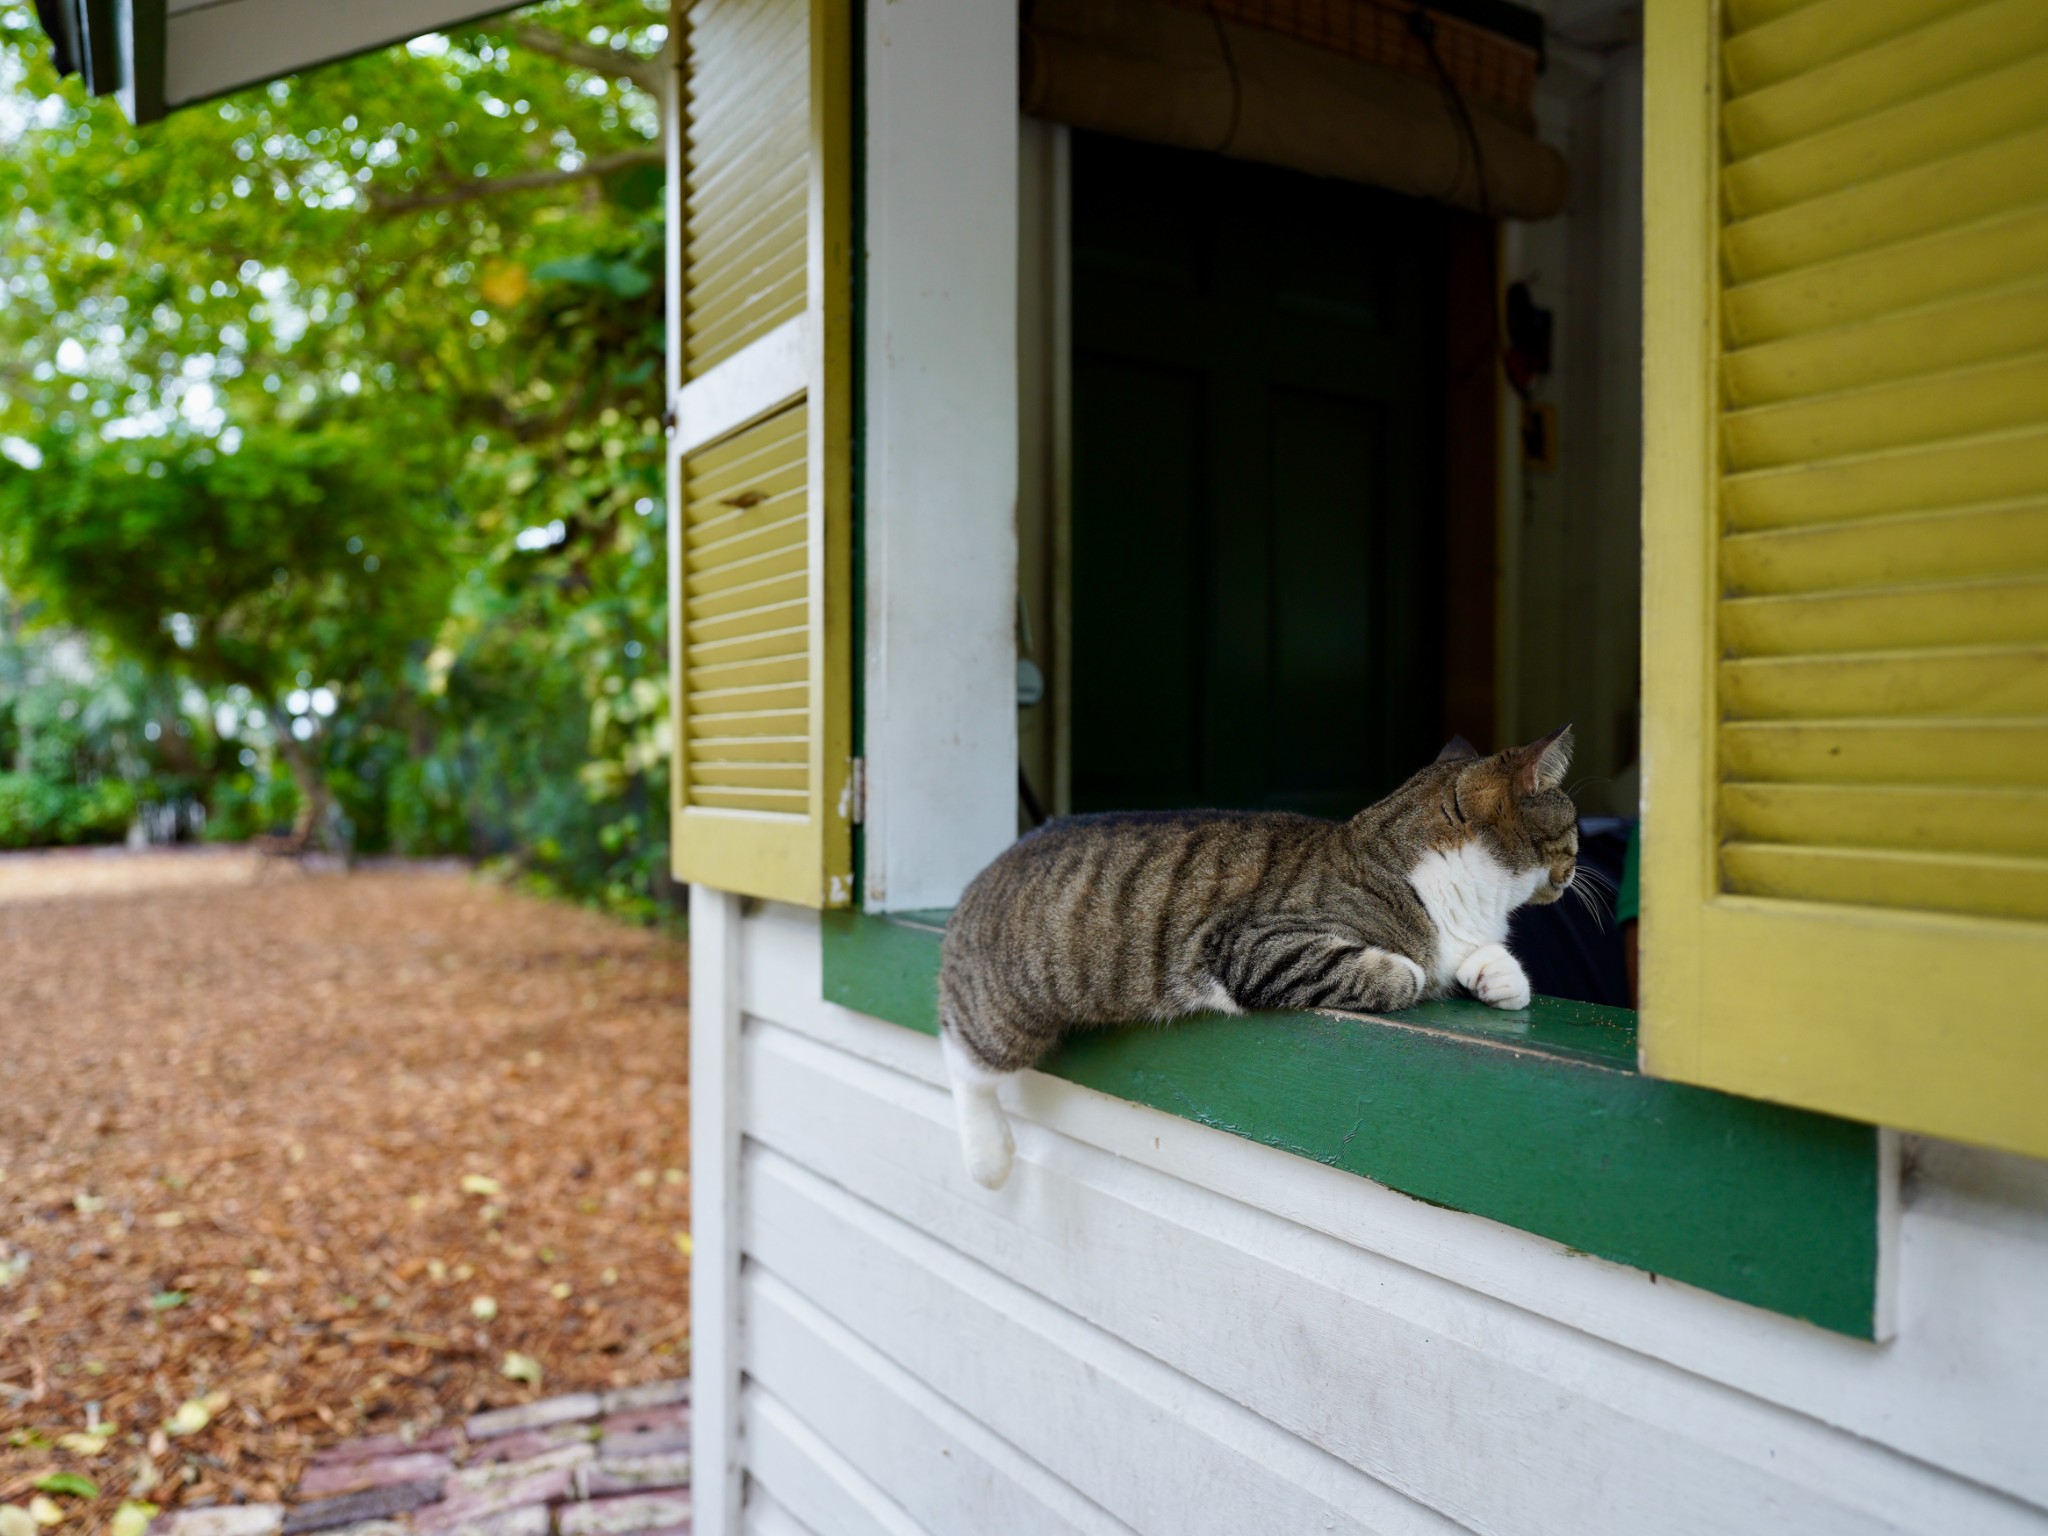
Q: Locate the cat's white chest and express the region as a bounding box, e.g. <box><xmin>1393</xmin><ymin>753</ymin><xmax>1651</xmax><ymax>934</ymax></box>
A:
<box><xmin>1407</xmin><ymin>842</ymin><xmax>1544</xmax><ymax>989</ymax></box>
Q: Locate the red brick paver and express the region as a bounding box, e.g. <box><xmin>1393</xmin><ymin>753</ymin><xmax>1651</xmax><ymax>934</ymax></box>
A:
<box><xmin>150</xmin><ymin>1384</ymin><xmax>691</xmax><ymax>1536</ymax></box>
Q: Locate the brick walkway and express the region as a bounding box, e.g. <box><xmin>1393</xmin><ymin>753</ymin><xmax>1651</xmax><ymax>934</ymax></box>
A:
<box><xmin>148</xmin><ymin>1382</ymin><xmax>690</xmax><ymax>1536</ymax></box>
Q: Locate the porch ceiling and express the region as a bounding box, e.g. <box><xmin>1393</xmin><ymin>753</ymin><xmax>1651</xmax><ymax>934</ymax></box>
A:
<box><xmin>31</xmin><ymin>0</ymin><xmax>527</xmax><ymax>123</ymax></box>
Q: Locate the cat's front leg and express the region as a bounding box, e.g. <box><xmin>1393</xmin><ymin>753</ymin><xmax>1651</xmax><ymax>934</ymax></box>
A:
<box><xmin>1456</xmin><ymin>943</ymin><xmax>1531</xmax><ymax>1010</ymax></box>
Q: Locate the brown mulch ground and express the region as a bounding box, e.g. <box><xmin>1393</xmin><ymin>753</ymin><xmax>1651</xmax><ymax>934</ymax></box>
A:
<box><xmin>0</xmin><ymin>850</ymin><xmax>691</xmax><ymax>1532</ymax></box>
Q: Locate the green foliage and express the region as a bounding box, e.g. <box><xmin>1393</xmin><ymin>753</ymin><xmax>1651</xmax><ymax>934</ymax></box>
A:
<box><xmin>0</xmin><ymin>771</ymin><xmax>132</xmax><ymax>848</ymax></box>
<box><xmin>0</xmin><ymin>3</ymin><xmax>677</xmax><ymax>914</ymax></box>
<box><xmin>0</xmin><ymin>425</ymin><xmax>457</xmax><ymax>701</ymax></box>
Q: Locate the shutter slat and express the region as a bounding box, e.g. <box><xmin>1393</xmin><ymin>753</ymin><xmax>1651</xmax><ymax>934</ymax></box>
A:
<box><xmin>690</xmin><ymin>787</ymin><xmax>811</xmax><ymax>813</ymax></box>
<box><xmin>689</xmin><ymin>735</ymin><xmax>808</xmax><ymax>763</ymax></box>
<box><xmin>1721</xmin><ymin>122</ymin><xmax>2048</xmax><ymax>285</ymax></box>
<box><xmin>1722</xmin><ymin>499</ymin><xmax>2048</xmax><ymax>594</ymax></box>
<box><xmin>1722</xmin><ymin>843</ymin><xmax>2048</xmax><ymax>923</ymax></box>
<box><xmin>686</xmin><ymin>268</ymin><xmax>809</xmax><ymax>367</ymax></box>
<box><xmin>1722</xmin><ymin>420</ymin><xmax>2048</xmax><ymax>531</ymax></box>
<box><xmin>1722</xmin><ymin>782</ymin><xmax>2048</xmax><ymax>858</ymax></box>
<box><xmin>688</xmin><ymin>509</ymin><xmax>808</xmax><ymax>569</ymax></box>
<box><xmin>687</xmin><ymin>708</ymin><xmax>810</xmax><ymax>738</ymax></box>
<box><xmin>1724</xmin><ymin>52</ymin><xmax>2048</xmax><ymax>221</ymax></box>
<box><xmin>683</xmin><ymin>763</ymin><xmax>808</xmax><ymax>790</ymax></box>
<box><xmin>1723</xmin><ymin>278</ymin><xmax>2048</xmax><ymax>409</ymax></box>
<box><xmin>1724</xmin><ymin>0</ymin><xmax>2048</xmax><ymax>159</ymax></box>
<box><xmin>1722</xmin><ymin>0</ymin><xmax>1979</xmax><ymax>97</ymax></box>
<box><xmin>1721</xmin><ymin>646</ymin><xmax>2048</xmax><ymax>721</ymax></box>
<box><xmin>686</xmin><ymin>165</ymin><xmax>806</xmax><ymax>271</ymax></box>
<box><xmin>686</xmin><ymin>654</ymin><xmax>807</xmax><ymax>691</ymax></box>
<box><xmin>685</xmin><ymin>682</ymin><xmax>809</xmax><ymax>714</ymax></box>
<box><xmin>1722</xmin><ymin>718</ymin><xmax>2048</xmax><ymax>786</ymax></box>
<box><xmin>681</xmin><ymin>0</ymin><xmax>809</xmax><ymax>379</ymax></box>
<box><xmin>1721</xmin><ymin>350</ymin><xmax>2048</xmax><ymax>473</ymax></box>
<box><xmin>1724</xmin><ymin>201</ymin><xmax>2048</xmax><ymax>349</ymax></box>
<box><xmin>1725</xmin><ymin>0</ymin><xmax>1824</xmax><ymax>36</ymax></box>
<box><xmin>676</xmin><ymin>399</ymin><xmax>815</xmax><ymax>819</ymax></box>
<box><xmin>1720</xmin><ymin>575</ymin><xmax>2048</xmax><ymax>657</ymax></box>
<box><xmin>685</xmin><ymin>610</ymin><xmax>809</xmax><ymax>654</ymax></box>
<box><xmin>684</xmin><ymin>541</ymin><xmax>806</xmax><ymax>599</ymax></box>
<box><xmin>687</xmin><ymin>482</ymin><xmax>807</xmax><ymax>546</ymax></box>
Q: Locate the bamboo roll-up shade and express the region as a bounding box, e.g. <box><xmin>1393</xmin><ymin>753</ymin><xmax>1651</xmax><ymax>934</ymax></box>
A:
<box><xmin>1157</xmin><ymin>0</ymin><xmax>1541</xmax><ymax>130</ymax></box>
<box><xmin>1022</xmin><ymin>0</ymin><xmax>1568</xmax><ymax>219</ymax></box>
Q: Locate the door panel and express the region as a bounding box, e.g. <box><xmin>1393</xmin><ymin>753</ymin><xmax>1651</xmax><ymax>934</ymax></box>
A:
<box><xmin>1070</xmin><ymin>132</ymin><xmax>1448</xmax><ymax>818</ymax></box>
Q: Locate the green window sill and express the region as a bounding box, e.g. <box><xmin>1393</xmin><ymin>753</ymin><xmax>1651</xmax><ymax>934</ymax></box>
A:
<box><xmin>822</xmin><ymin>908</ymin><xmax>1887</xmax><ymax>1340</ymax></box>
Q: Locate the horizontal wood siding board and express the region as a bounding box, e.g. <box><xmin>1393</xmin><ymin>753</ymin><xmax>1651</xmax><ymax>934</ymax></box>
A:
<box><xmin>821</xmin><ymin>911</ymin><xmax>1882</xmax><ymax>1337</ymax></box>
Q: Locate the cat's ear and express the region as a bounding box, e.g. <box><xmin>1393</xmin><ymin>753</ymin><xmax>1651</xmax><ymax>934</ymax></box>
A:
<box><xmin>1513</xmin><ymin>724</ymin><xmax>1574</xmax><ymax>795</ymax></box>
<box><xmin>1435</xmin><ymin>735</ymin><xmax>1481</xmax><ymax>764</ymax></box>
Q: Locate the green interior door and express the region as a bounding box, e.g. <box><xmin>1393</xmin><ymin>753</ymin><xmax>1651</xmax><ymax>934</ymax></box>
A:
<box><xmin>1070</xmin><ymin>131</ymin><xmax>1450</xmax><ymax>819</ymax></box>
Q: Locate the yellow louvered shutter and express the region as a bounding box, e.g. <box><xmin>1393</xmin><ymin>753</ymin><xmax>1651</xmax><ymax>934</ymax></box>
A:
<box><xmin>1639</xmin><ymin>0</ymin><xmax>2048</xmax><ymax>1158</ymax></box>
<box><xmin>665</xmin><ymin>0</ymin><xmax>853</xmax><ymax>907</ymax></box>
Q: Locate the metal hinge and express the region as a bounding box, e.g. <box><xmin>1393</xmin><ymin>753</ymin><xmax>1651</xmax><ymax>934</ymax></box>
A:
<box><xmin>849</xmin><ymin>757</ymin><xmax>866</xmax><ymax>825</ymax></box>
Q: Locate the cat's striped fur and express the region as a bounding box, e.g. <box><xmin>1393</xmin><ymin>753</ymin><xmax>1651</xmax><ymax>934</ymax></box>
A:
<box><xmin>939</xmin><ymin>728</ymin><xmax>1579</xmax><ymax>1187</ymax></box>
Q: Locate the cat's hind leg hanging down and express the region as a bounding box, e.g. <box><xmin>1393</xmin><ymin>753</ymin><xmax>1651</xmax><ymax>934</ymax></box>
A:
<box><xmin>940</xmin><ymin>1015</ymin><xmax>1018</xmax><ymax>1190</ymax></box>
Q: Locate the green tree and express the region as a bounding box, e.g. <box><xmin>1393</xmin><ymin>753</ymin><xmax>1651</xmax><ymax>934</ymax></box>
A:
<box><xmin>0</xmin><ymin>2</ymin><xmax>675</xmax><ymax>902</ymax></box>
<box><xmin>0</xmin><ymin>425</ymin><xmax>458</xmax><ymax>839</ymax></box>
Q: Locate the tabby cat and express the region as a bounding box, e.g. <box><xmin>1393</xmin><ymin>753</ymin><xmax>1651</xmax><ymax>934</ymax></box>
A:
<box><xmin>938</xmin><ymin>728</ymin><xmax>1578</xmax><ymax>1188</ymax></box>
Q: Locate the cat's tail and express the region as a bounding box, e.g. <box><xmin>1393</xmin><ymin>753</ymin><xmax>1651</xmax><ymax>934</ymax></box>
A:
<box><xmin>940</xmin><ymin>1015</ymin><xmax>1016</xmax><ymax>1190</ymax></box>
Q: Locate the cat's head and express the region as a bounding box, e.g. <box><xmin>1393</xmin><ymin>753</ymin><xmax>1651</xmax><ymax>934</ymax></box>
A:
<box><xmin>1384</xmin><ymin>726</ymin><xmax>1579</xmax><ymax>905</ymax></box>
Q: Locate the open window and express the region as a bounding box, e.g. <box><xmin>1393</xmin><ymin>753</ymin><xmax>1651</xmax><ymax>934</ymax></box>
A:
<box><xmin>1013</xmin><ymin>0</ymin><xmax>1643</xmax><ymax>1010</ymax></box>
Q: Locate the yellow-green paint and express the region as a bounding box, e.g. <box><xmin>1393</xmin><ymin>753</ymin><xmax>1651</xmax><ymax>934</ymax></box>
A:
<box><xmin>823</xmin><ymin>910</ymin><xmax>1888</xmax><ymax>1339</ymax></box>
<box><xmin>679</xmin><ymin>0</ymin><xmax>812</xmax><ymax>379</ymax></box>
<box><xmin>668</xmin><ymin>0</ymin><xmax>854</xmax><ymax>908</ymax></box>
<box><xmin>1639</xmin><ymin>0</ymin><xmax>2048</xmax><ymax>1160</ymax></box>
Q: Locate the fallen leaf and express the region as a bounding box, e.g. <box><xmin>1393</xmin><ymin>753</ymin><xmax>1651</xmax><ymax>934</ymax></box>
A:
<box><xmin>549</xmin><ymin>1282</ymin><xmax>572</xmax><ymax>1300</ymax></box>
<box><xmin>470</xmin><ymin>1295</ymin><xmax>498</xmax><ymax>1321</ymax></box>
<box><xmin>459</xmin><ymin>1174</ymin><xmax>502</xmax><ymax>1198</ymax></box>
<box><xmin>0</xmin><ymin>1507</ymin><xmax>35</xmax><ymax>1536</ymax></box>
<box><xmin>148</xmin><ymin>1290</ymin><xmax>189</xmax><ymax>1311</ymax></box>
<box><xmin>25</xmin><ymin>1497</ymin><xmax>60</xmax><ymax>1528</ymax></box>
<box><xmin>163</xmin><ymin>1400</ymin><xmax>210</xmax><ymax>1437</ymax></box>
<box><xmin>500</xmin><ymin>1351</ymin><xmax>543</xmax><ymax>1385</ymax></box>
<box><xmin>109</xmin><ymin>1504</ymin><xmax>157</xmax><ymax>1536</ymax></box>
<box><xmin>51</xmin><ymin>1433</ymin><xmax>109</xmax><ymax>1456</ymax></box>
<box><xmin>673</xmin><ymin>1231</ymin><xmax>692</xmax><ymax>1258</ymax></box>
<box><xmin>30</xmin><ymin>1474</ymin><xmax>95</xmax><ymax>1501</ymax></box>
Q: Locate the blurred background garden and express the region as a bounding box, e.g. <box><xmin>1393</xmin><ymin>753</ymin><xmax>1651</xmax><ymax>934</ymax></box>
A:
<box><xmin>0</xmin><ymin>0</ymin><xmax>677</xmax><ymax>921</ymax></box>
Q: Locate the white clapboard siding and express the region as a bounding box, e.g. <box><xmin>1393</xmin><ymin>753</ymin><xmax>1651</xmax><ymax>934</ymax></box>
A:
<box><xmin>740</xmin><ymin>1021</ymin><xmax>2040</xmax><ymax>1536</ymax></box>
<box><xmin>736</xmin><ymin>902</ymin><xmax>2048</xmax><ymax>1513</ymax></box>
<box><xmin>745</xmin><ymin>1384</ymin><xmax>925</xmax><ymax>1536</ymax></box>
<box><xmin>743</xmin><ymin>1134</ymin><xmax>1456</xmax><ymax>1536</ymax></box>
<box><xmin>745</xmin><ymin>1267</ymin><xmax>1135</xmax><ymax>1536</ymax></box>
<box><xmin>743</xmin><ymin>1480</ymin><xmax>821</xmax><ymax>1536</ymax></box>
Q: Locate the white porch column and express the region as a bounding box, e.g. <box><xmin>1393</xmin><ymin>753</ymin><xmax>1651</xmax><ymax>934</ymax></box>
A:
<box><xmin>861</xmin><ymin>0</ymin><xmax>1021</xmax><ymax>911</ymax></box>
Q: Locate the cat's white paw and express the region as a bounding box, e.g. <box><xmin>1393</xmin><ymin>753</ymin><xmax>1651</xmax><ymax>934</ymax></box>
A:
<box><xmin>1457</xmin><ymin>943</ymin><xmax>1531</xmax><ymax>1010</ymax></box>
<box><xmin>961</xmin><ymin>1110</ymin><xmax>1015</xmax><ymax>1190</ymax></box>
<box><xmin>943</xmin><ymin>1030</ymin><xmax>1018</xmax><ymax>1189</ymax></box>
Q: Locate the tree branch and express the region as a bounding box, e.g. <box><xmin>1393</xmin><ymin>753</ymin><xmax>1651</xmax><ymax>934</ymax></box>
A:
<box><xmin>509</xmin><ymin>24</ymin><xmax>668</xmax><ymax>98</ymax></box>
<box><xmin>365</xmin><ymin>149</ymin><xmax>664</xmax><ymax>216</ymax></box>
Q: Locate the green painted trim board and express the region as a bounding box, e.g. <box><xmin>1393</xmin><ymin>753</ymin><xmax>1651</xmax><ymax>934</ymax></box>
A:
<box><xmin>822</xmin><ymin>908</ymin><xmax>1884</xmax><ymax>1339</ymax></box>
